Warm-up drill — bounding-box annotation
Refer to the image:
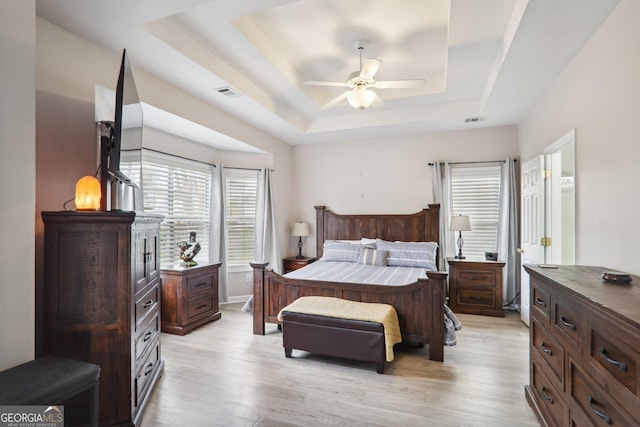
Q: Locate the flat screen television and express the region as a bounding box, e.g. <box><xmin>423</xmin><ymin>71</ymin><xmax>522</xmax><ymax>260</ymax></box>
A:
<box><xmin>100</xmin><ymin>49</ymin><xmax>143</xmax><ymax>211</ymax></box>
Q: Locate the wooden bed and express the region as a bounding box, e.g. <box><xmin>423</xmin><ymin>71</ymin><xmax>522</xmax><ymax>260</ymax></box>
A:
<box><xmin>250</xmin><ymin>204</ymin><xmax>448</xmax><ymax>361</ymax></box>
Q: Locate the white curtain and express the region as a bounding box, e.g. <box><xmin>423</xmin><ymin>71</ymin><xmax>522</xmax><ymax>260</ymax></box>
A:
<box><xmin>210</xmin><ymin>164</ymin><xmax>228</xmax><ymax>302</ymax></box>
<box><xmin>431</xmin><ymin>162</ymin><xmax>453</xmax><ymax>270</ymax></box>
<box><xmin>497</xmin><ymin>158</ymin><xmax>521</xmax><ymax>307</ymax></box>
<box><xmin>255</xmin><ymin>169</ymin><xmax>281</xmax><ymax>274</ymax></box>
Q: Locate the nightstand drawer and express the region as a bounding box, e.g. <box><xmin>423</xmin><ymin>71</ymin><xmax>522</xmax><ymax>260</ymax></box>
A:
<box><xmin>456</xmin><ymin>288</ymin><xmax>495</xmax><ymax>307</ymax></box>
<box><xmin>455</xmin><ymin>270</ymin><xmax>496</xmax><ymax>287</ymax></box>
<box><xmin>187</xmin><ymin>272</ymin><xmax>215</xmax><ymax>296</ymax></box>
<box><xmin>283</xmin><ymin>257</ymin><xmax>316</xmax><ymax>273</ymax></box>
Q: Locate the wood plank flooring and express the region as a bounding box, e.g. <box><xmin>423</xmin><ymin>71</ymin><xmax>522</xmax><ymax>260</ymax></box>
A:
<box><xmin>139</xmin><ymin>304</ymin><xmax>540</xmax><ymax>427</ymax></box>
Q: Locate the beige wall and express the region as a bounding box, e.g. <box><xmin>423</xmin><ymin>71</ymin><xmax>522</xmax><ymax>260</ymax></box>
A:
<box><xmin>291</xmin><ymin>126</ymin><xmax>519</xmax><ymax>257</ymax></box>
<box><xmin>518</xmin><ymin>0</ymin><xmax>639</xmax><ymax>274</ymax></box>
<box><xmin>0</xmin><ymin>1</ymin><xmax>36</xmax><ymax>370</ymax></box>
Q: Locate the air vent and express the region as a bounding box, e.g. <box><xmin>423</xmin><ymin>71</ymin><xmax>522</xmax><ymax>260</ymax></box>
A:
<box><xmin>214</xmin><ymin>86</ymin><xmax>241</xmax><ymax>98</ymax></box>
<box><xmin>464</xmin><ymin>116</ymin><xmax>486</xmax><ymax>123</ymax></box>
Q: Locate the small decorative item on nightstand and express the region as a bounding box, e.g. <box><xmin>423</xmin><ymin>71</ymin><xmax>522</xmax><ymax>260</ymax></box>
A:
<box><xmin>178</xmin><ymin>231</ymin><xmax>201</xmax><ymax>267</ymax></box>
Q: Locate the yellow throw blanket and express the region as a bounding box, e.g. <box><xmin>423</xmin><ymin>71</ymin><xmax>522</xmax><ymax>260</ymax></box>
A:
<box><xmin>277</xmin><ymin>296</ymin><xmax>402</xmax><ymax>362</ymax></box>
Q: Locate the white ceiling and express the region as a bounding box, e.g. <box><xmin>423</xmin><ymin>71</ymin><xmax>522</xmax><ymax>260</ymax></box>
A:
<box><xmin>36</xmin><ymin>0</ymin><xmax>619</xmax><ymax>151</ymax></box>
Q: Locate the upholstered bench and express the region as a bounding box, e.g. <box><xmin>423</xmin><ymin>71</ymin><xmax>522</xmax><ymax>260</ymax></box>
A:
<box><xmin>278</xmin><ymin>296</ymin><xmax>402</xmax><ymax>374</ymax></box>
<box><xmin>0</xmin><ymin>355</ymin><xmax>100</xmax><ymax>427</ymax></box>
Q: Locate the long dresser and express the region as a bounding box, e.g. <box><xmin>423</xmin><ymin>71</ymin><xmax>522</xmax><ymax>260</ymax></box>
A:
<box><xmin>42</xmin><ymin>211</ymin><xmax>164</xmax><ymax>426</ymax></box>
<box><xmin>524</xmin><ymin>264</ymin><xmax>640</xmax><ymax>427</ymax></box>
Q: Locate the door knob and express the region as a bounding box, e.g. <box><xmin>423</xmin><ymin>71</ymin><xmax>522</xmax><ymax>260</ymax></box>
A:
<box><xmin>517</xmin><ymin>248</ymin><xmax>524</xmax><ymax>254</ymax></box>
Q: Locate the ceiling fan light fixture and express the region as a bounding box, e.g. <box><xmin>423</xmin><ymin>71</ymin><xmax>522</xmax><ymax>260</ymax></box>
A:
<box><xmin>347</xmin><ymin>85</ymin><xmax>375</xmax><ymax>110</ymax></box>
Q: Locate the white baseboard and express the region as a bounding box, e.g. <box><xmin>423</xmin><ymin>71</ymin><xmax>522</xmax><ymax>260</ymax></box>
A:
<box><xmin>221</xmin><ymin>295</ymin><xmax>251</xmax><ymax>305</ymax></box>
<box><xmin>520</xmin><ymin>304</ymin><xmax>530</xmax><ymax>327</ymax></box>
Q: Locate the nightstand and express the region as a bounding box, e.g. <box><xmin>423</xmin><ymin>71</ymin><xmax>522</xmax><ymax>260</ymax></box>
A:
<box><xmin>447</xmin><ymin>258</ymin><xmax>505</xmax><ymax>317</ymax></box>
<box><xmin>160</xmin><ymin>262</ymin><xmax>222</xmax><ymax>335</ymax></box>
<box><xmin>283</xmin><ymin>256</ymin><xmax>316</xmax><ymax>273</ymax></box>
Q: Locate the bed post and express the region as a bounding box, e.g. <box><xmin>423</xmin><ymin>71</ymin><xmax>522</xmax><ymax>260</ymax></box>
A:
<box><xmin>425</xmin><ymin>271</ymin><xmax>447</xmax><ymax>361</ymax></box>
<box><xmin>250</xmin><ymin>262</ymin><xmax>269</xmax><ymax>335</ymax></box>
<box><xmin>315</xmin><ymin>206</ymin><xmax>326</xmax><ymax>258</ymax></box>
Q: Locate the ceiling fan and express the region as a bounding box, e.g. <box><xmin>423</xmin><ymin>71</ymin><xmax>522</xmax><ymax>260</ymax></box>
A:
<box><xmin>303</xmin><ymin>40</ymin><xmax>426</xmax><ymax>110</ymax></box>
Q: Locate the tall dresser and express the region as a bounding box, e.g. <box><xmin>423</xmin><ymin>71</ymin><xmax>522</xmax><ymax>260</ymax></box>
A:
<box><xmin>42</xmin><ymin>211</ymin><xmax>164</xmax><ymax>426</ymax></box>
<box><xmin>524</xmin><ymin>264</ymin><xmax>640</xmax><ymax>426</ymax></box>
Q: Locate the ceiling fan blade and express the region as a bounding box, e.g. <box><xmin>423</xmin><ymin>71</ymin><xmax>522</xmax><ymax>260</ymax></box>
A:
<box><xmin>322</xmin><ymin>91</ymin><xmax>350</xmax><ymax>109</ymax></box>
<box><xmin>374</xmin><ymin>79</ymin><xmax>426</xmax><ymax>89</ymax></box>
<box><xmin>303</xmin><ymin>80</ymin><xmax>348</xmax><ymax>87</ymax></box>
<box><xmin>372</xmin><ymin>92</ymin><xmax>386</xmax><ymax>109</ymax></box>
<box><xmin>360</xmin><ymin>58</ymin><xmax>382</xmax><ymax>80</ymax></box>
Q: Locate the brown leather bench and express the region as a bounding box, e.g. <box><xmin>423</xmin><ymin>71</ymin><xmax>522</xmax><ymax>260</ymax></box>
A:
<box><xmin>281</xmin><ymin>311</ymin><xmax>387</xmax><ymax>373</ymax></box>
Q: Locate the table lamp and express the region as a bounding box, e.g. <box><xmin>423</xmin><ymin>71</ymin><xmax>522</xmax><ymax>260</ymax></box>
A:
<box><xmin>292</xmin><ymin>222</ymin><xmax>310</xmax><ymax>259</ymax></box>
<box><xmin>450</xmin><ymin>215</ymin><xmax>472</xmax><ymax>259</ymax></box>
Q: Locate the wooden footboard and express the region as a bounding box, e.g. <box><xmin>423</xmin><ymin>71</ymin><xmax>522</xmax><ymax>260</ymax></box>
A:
<box><xmin>250</xmin><ymin>262</ymin><xmax>447</xmax><ymax>361</ymax></box>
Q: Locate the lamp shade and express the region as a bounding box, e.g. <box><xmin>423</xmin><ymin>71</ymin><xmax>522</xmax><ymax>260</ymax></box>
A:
<box><xmin>292</xmin><ymin>222</ymin><xmax>310</xmax><ymax>237</ymax></box>
<box><xmin>75</xmin><ymin>175</ymin><xmax>101</xmax><ymax>211</ymax></box>
<box><xmin>347</xmin><ymin>86</ymin><xmax>376</xmax><ymax>110</ymax></box>
<box><xmin>450</xmin><ymin>215</ymin><xmax>471</xmax><ymax>231</ymax></box>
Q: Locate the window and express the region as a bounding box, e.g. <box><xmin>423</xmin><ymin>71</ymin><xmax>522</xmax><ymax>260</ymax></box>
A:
<box><xmin>122</xmin><ymin>150</ymin><xmax>211</xmax><ymax>265</ymax></box>
<box><xmin>449</xmin><ymin>163</ymin><xmax>502</xmax><ymax>259</ymax></box>
<box><xmin>224</xmin><ymin>169</ymin><xmax>258</xmax><ymax>270</ymax></box>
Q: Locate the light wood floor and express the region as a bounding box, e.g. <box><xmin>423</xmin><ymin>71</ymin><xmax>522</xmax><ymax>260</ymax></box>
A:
<box><xmin>139</xmin><ymin>304</ymin><xmax>540</xmax><ymax>427</ymax></box>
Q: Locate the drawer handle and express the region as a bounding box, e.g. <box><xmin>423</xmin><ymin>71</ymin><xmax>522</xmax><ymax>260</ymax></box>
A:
<box><xmin>599</xmin><ymin>347</ymin><xmax>627</xmax><ymax>371</ymax></box>
<box><xmin>195</xmin><ymin>304</ymin><xmax>208</xmax><ymax>311</ymax></box>
<box><xmin>540</xmin><ymin>386</ymin><xmax>554</xmax><ymax>404</ymax></box>
<box><xmin>144</xmin><ymin>363</ymin><xmax>154</xmax><ymax>376</ymax></box>
<box><xmin>195</xmin><ymin>282</ymin><xmax>208</xmax><ymax>288</ymax></box>
<box><xmin>143</xmin><ymin>300</ymin><xmax>154</xmax><ymax>308</ymax></box>
<box><xmin>588</xmin><ymin>396</ymin><xmax>612</xmax><ymax>425</ymax></box>
<box><xmin>143</xmin><ymin>331</ymin><xmax>153</xmax><ymax>342</ymax></box>
<box><xmin>535</xmin><ymin>297</ymin><xmax>547</xmax><ymax>308</ymax></box>
<box><xmin>540</xmin><ymin>342</ymin><xmax>553</xmax><ymax>356</ymax></box>
<box><xmin>467</xmin><ymin>276</ymin><xmax>478</xmax><ymax>280</ymax></box>
<box><xmin>560</xmin><ymin>316</ymin><xmax>576</xmax><ymax>330</ymax></box>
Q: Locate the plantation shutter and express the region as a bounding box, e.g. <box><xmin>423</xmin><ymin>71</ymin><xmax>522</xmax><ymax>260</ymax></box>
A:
<box><xmin>123</xmin><ymin>150</ymin><xmax>211</xmax><ymax>265</ymax></box>
<box><xmin>224</xmin><ymin>169</ymin><xmax>258</xmax><ymax>269</ymax></box>
<box><xmin>449</xmin><ymin>164</ymin><xmax>502</xmax><ymax>259</ymax></box>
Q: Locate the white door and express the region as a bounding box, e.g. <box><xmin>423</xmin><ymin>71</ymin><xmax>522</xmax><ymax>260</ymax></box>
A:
<box><xmin>520</xmin><ymin>155</ymin><xmax>545</xmax><ymax>326</ymax></box>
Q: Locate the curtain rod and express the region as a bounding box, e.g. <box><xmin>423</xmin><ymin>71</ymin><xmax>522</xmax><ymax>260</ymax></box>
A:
<box><xmin>123</xmin><ymin>147</ymin><xmax>217</xmax><ymax>168</ymax></box>
<box><xmin>226</xmin><ymin>166</ymin><xmax>275</xmax><ymax>172</ymax></box>
<box><xmin>428</xmin><ymin>159</ymin><xmax>515</xmax><ymax>166</ymax></box>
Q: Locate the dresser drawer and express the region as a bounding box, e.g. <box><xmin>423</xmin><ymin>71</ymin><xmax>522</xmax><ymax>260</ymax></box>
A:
<box><xmin>532</xmin><ymin>355</ymin><xmax>566</xmax><ymax>427</ymax></box>
<box><xmin>135</xmin><ymin>313</ymin><xmax>160</xmax><ymax>363</ymax></box>
<box><xmin>135</xmin><ymin>283</ymin><xmax>160</xmax><ymax>328</ymax></box>
<box><xmin>135</xmin><ymin>340</ymin><xmax>161</xmax><ymax>408</ymax></box>
<box><xmin>570</xmin><ymin>361</ymin><xmax>635</xmax><ymax>426</ymax></box>
<box><xmin>552</xmin><ymin>295</ymin><xmax>583</xmax><ymax>352</ymax></box>
<box><xmin>532</xmin><ymin>318</ymin><xmax>564</xmax><ymax>384</ymax></box>
<box><xmin>531</xmin><ymin>281</ymin><xmax>551</xmax><ymax>322</ymax></box>
<box><xmin>455</xmin><ymin>269</ymin><xmax>496</xmax><ymax>287</ymax></box>
<box><xmin>187</xmin><ymin>271</ymin><xmax>215</xmax><ymax>296</ymax></box>
<box><xmin>188</xmin><ymin>294</ymin><xmax>216</xmax><ymax>322</ymax></box>
<box><xmin>587</xmin><ymin>313</ymin><xmax>640</xmax><ymax>422</ymax></box>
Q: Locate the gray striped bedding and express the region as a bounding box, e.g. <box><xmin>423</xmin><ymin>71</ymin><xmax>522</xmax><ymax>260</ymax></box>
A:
<box><xmin>283</xmin><ymin>260</ymin><xmax>430</xmax><ymax>285</ymax></box>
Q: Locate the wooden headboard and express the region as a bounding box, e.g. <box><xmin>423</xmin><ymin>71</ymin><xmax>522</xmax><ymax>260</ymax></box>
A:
<box><xmin>314</xmin><ymin>204</ymin><xmax>441</xmax><ymax>258</ymax></box>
